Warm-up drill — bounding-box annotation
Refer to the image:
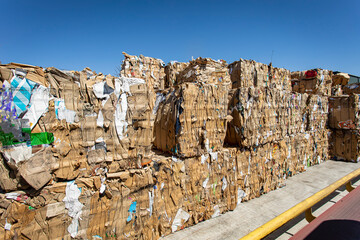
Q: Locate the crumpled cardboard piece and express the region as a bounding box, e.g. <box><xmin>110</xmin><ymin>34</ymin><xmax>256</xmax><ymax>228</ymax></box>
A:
<box><xmin>0</xmin><ymin>159</ymin><xmax>18</xmax><ymax>191</ymax></box>
<box><xmin>18</xmin><ymin>147</ymin><xmax>56</xmax><ymax>190</ymax></box>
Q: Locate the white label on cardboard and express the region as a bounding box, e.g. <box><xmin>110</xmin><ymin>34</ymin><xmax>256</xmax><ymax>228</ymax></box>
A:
<box><xmin>209</xmin><ymin>151</ymin><xmax>218</xmax><ymax>161</ymax></box>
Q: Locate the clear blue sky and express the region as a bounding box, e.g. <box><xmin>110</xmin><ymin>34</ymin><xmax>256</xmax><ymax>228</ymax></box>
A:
<box><xmin>2</xmin><ymin>0</ymin><xmax>359</xmax><ymax>76</ymax></box>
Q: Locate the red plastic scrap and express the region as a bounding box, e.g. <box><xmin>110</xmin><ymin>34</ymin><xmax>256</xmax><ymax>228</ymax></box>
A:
<box><xmin>305</xmin><ymin>70</ymin><xmax>317</xmax><ymax>79</ymax></box>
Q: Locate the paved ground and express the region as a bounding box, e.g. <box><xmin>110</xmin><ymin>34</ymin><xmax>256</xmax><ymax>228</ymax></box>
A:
<box><xmin>162</xmin><ymin>160</ymin><xmax>360</xmax><ymax>240</ymax></box>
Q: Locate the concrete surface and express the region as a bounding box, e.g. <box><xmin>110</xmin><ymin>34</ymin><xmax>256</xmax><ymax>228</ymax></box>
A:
<box><xmin>162</xmin><ymin>160</ymin><xmax>360</xmax><ymax>240</ymax></box>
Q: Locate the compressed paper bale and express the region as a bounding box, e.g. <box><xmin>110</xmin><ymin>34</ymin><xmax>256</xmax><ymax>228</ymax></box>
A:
<box><xmin>154</xmin><ymin>82</ymin><xmax>230</xmax><ymax>157</ymax></box>
<box><xmin>121</xmin><ymin>52</ymin><xmax>166</xmax><ymax>91</ymax></box>
<box><xmin>0</xmin><ymin>58</ymin><xmax>340</xmax><ymax>240</ymax></box>
<box><xmin>164</xmin><ymin>61</ymin><xmax>189</xmax><ymax>88</ymax></box>
<box><xmin>291</xmin><ymin>69</ymin><xmax>333</xmax><ymax>96</ymax></box>
<box><xmin>328</xmin><ymin>94</ymin><xmax>360</xmax><ymax>130</ymax></box>
<box><xmin>329</xmin><ymin>129</ymin><xmax>360</xmax><ymax>163</ymax></box>
<box><xmin>226</xmin><ymin>87</ymin><xmax>291</xmax><ymax>147</ymax></box>
<box><xmin>228</xmin><ymin>59</ymin><xmax>269</xmax><ymax>89</ymax></box>
<box><xmin>177</xmin><ymin>57</ymin><xmax>231</xmax><ymax>85</ymax></box>
<box><xmin>268</xmin><ymin>65</ymin><xmax>291</xmax><ymax>91</ymax></box>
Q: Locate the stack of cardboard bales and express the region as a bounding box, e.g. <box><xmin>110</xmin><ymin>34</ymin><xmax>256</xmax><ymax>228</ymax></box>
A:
<box><xmin>328</xmin><ymin>94</ymin><xmax>360</xmax><ymax>162</ymax></box>
<box><xmin>227</xmin><ymin>61</ymin><xmax>329</xmax><ymax>173</ymax></box>
<box><xmin>290</xmin><ymin>68</ymin><xmax>333</xmax><ymax>164</ymax></box>
<box><xmin>0</xmin><ymin>55</ymin><xmax>334</xmax><ymax>240</ymax></box>
<box><xmin>0</xmin><ymin>60</ymin><xmax>165</xmax><ymax>239</ymax></box>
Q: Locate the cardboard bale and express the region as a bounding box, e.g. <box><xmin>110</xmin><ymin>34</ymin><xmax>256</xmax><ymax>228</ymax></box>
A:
<box><xmin>120</xmin><ymin>52</ymin><xmax>166</xmax><ymax>91</ymax></box>
<box><xmin>284</xmin><ymin>132</ymin><xmax>313</xmax><ymax>174</ymax></box>
<box><xmin>177</xmin><ymin>57</ymin><xmax>231</xmax><ymax>85</ymax></box>
<box><xmin>268</xmin><ymin>65</ymin><xmax>292</xmax><ymax>91</ymax></box>
<box><xmin>226</xmin><ymin>87</ymin><xmax>292</xmax><ymax>147</ymax></box>
<box><xmin>311</xmin><ymin>129</ymin><xmax>330</xmax><ymax>165</ymax></box>
<box><xmin>291</xmin><ymin>69</ymin><xmax>333</xmax><ymax>96</ymax></box>
<box><xmin>164</xmin><ymin>61</ymin><xmax>189</xmax><ymax>88</ymax></box>
<box><xmin>229</xmin><ymin>59</ymin><xmax>269</xmax><ymax>89</ymax></box>
<box><xmin>328</xmin><ymin>94</ymin><xmax>360</xmax><ymax>130</ymax></box>
<box><xmin>154</xmin><ymin>82</ymin><xmax>230</xmax><ymax>157</ymax></box>
<box><xmin>329</xmin><ymin>129</ymin><xmax>360</xmax><ymax>162</ymax></box>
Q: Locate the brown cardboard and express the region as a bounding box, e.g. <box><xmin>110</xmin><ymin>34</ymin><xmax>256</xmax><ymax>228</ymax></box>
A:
<box><xmin>332</xmin><ymin>72</ymin><xmax>349</xmax><ymax>86</ymax></box>
<box><xmin>328</xmin><ymin>94</ymin><xmax>360</xmax><ymax>130</ymax></box>
<box><xmin>330</xmin><ymin>129</ymin><xmax>360</xmax><ymax>162</ymax></box>
<box><xmin>18</xmin><ymin>147</ymin><xmax>55</xmax><ymax>190</ymax></box>
<box><xmin>154</xmin><ymin>82</ymin><xmax>230</xmax><ymax>157</ymax></box>
<box><xmin>291</xmin><ymin>69</ymin><xmax>333</xmax><ymax>96</ymax></box>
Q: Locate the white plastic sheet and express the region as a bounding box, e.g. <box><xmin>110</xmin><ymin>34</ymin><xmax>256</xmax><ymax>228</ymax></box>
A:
<box><xmin>4</xmin><ymin>219</ymin><xmax>11</xmax><ymax>231</ymax></box>
<box><xmin>55</xmin><ymin>99</ymin><xmax>76</xmax><ymax>123</ymax></box>
<box><xmin>97</xmin><ymin>110</ymin><xmax>104</xmax><ymax>128</ymax></box>
<box><xmin>148</xmin><ymin>189</ymin><xmax>154</xmax><ymax>216</ymax></box>
<box><xmin>211</xmin><ymin>205</ymin><xmax>221</xmax><ymax>218</ymax></box>
<box><xmin>200</xmin><ymin>154</ymin><xmax>208</xmax><ymax>164</ymax></box>
<box><xmin>93</xmin><ymin>82</ymin><xmax>108</xmax><ymax>99</ymax></box>
<box><xmin>171</xmin><ymin>208</ymin><xmax>190</xmax><ymax>233</ymax></box>
<box><xmin>114</xmin><ymin>94</ymin><xmax>128</xmax><ymax>140</ymax></box>
<box><xmin>63</xmin><ymin>181</ymin><xmax>83</xmax><ymax>238</ymax></box>
<box><xmin>237</xmin><ymin>188</ymin><xmax>246</xmax><ymax>205</ymax></box>
<box><xmin>222</xmin><ymin>177</ymin><xmax>228</xmax><ymax>191</ymax></box>
<box><xmin>23</xmin><ymin>85</ymin><xmax>50</xmax><ymax>129</ymax></box>
<box><xmin>3</xmin><ymin>144</ymin><xmax>32</xmax><ymax>164</ymax></box>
